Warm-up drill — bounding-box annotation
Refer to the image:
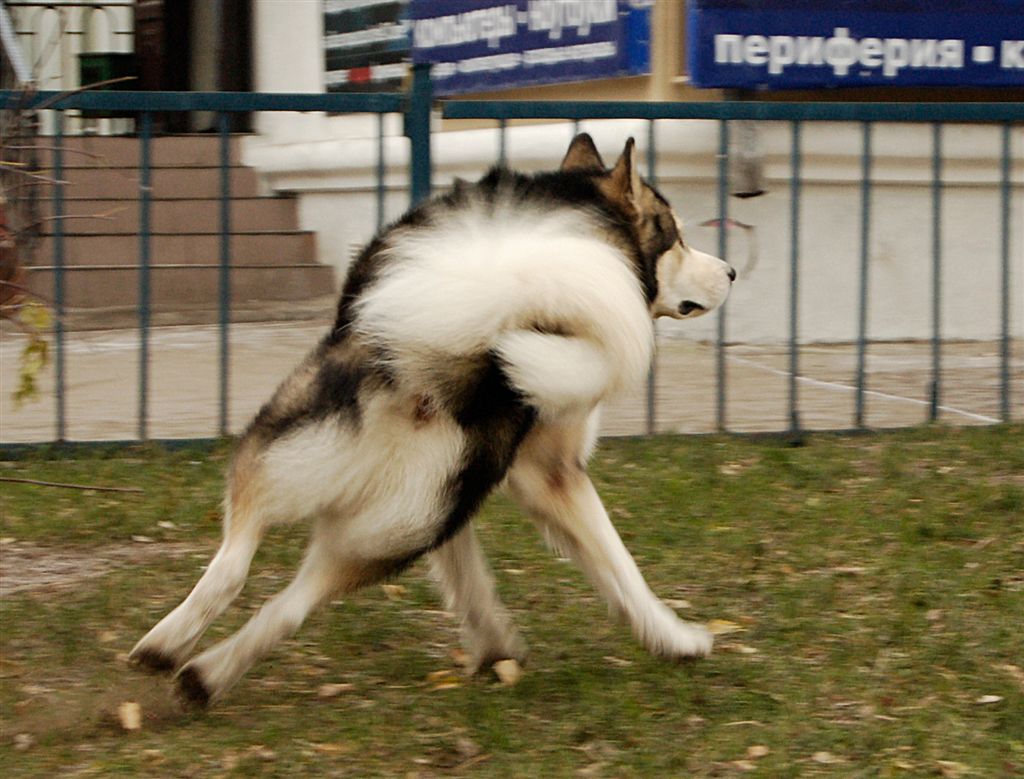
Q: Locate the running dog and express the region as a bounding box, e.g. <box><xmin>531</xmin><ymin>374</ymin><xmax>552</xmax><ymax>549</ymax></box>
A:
<box><xmin>130</xmin><ymin>134</ymin><xmax>736</xmax><ymax>706</ymax></box>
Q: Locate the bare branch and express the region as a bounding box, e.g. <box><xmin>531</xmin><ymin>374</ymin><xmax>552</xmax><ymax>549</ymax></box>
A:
<box><xmin>0</xmin><ymin>477</ymin><xmax>144</xmax><ymax>495</ymax></box>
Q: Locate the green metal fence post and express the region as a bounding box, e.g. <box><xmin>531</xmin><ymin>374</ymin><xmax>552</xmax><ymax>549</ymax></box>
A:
<box><xmin>406</xmin><ymin>64</ymin><xmax>432</xmax><ymax>206</ymax></box>
<box><xmin>53</xmin><ymin>110</ymin><xmax>66</xmax><ymax>442</ymax></box>
<box><xmin>377</xmin><ymin>112</ymin><xmax>386</xmax><ymax>231</ymax></box>
<box><xmin>788</xmin><ymin>120</ymin><xmax>802</xmax><ymax>435</ymax></box>
<box><xmin>999</xmin><ymin>123</ymin><xmax>1013</xmax><ymax>422</ymax></box>
<box><xmin>646</xmin><ymin>119</ymin><xmax>658</xmax><ymax>436</ymax></box>
<box><xmin>930</xmin><ymin>123</ymin><xmax>943</xmax><ymax>423</ymax></box>
<box><xmin>218</xmin><ymin>111</ymin><xmax>232</xmax><ymax>437</ymax></box>
<box><xmin>138</xmin><ymin>111</ymin><xmax>152</xmax><ymax>441</ymax></box>
<box><xmin>716</xmin><ymin>119</ymin><xmax>730</xmax><ymax>433</ymax></box>
<box><xmin>855</xmin><ymin>121</ymin><xmax>872</xmax><ymax>429</ymax></box>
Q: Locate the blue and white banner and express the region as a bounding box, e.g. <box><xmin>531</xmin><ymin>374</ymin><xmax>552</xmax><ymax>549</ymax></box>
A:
<box><xmin>410</xmin><ymin>0</ymin><xmax>651</xmax><ymax>96</ymax></box>
<box><xmin>688</xmin><ymin>0</ymin><xmax>1024</xmax><ymax>89</ymax></box>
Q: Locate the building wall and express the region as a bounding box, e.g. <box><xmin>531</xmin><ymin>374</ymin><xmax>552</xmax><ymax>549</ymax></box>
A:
<box><xmin>244</xmin><ymin>0</ymin><xmax>1023</xmax><ymax>343</ymax></box>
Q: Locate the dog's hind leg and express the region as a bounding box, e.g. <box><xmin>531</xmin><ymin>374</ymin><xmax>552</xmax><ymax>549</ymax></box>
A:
<box><xmin>130</xmin><ymin>453</ymin><xmax>268</xmax><ymax>672</ymax></box>
<box><xmin>507</xmin><ymin>425</ymin><xmax>712</xmax><ymax>661</ymax></box>
<box><xmin>429</xmin><ymin>523</ymin><xmax>527</xmax><ymax>673</ymax></box>
<box><xmin>174</xmin><ymin>521</ymin><xmax>342</xmax><ymax>707</ymax></box>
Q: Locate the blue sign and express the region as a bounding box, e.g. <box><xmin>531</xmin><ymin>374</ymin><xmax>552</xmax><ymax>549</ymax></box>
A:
<box><xmin>410</xmin><ymin>0</ymin><xmax>651</xmax><ymax>96</ymax></box>
<box><xmin>688</xmin><ymin>0</ymin><xmax>1024</xmax><ymax>89</ymax></box>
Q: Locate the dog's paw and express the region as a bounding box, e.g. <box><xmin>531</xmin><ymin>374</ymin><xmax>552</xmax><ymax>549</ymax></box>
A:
<box><xmin>175</xmin><ymin>664</ymin><xmax>212</xmax><ymax>709</ymax></box>
<box><xmin>129</xmin><ymin>646</ymin><xmax>179</xmax><ymax>674</ymax></box>
<box><xmin>658</xmin><ymin>621</ymin><xmax>714</xmax><ymax>662</ymax></box>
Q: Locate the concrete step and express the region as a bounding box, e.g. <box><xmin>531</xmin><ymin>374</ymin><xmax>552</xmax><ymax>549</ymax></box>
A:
<box><xmin>35</xmin><ymin>197</ymin><xmax>301</xmax><ymax>234</ymax></box>
<box><xmin>30</xmin><ymin>134</ymin><xmax>247</xmax><ymax>168</ymax></box>
<box><xmin>33</xmin><ymin>231</ymin><xmax>317</xmax><ymax>265</ymax></box>
<box><xmin>27</xmin><ymin>262</ymin><xmax>337</xmax><ymax>310</ymax></box>
<box><xmin>43</xmin><ymin>166</ymin><xmax>262</xmax><ymax>199</ymax></box>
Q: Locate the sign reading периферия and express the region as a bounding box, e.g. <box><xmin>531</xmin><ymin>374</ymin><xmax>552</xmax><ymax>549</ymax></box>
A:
<box><xmin>688</xmin><ymin>0</ymin><xmax>1024</xmax><ymax>89</ymax></box>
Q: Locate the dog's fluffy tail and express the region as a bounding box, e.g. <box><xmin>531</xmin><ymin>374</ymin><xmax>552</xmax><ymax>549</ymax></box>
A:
<box><xmin>496</xmin><ymin>333</ymin><xmax>615</xmax><ymax>417</ymax></box>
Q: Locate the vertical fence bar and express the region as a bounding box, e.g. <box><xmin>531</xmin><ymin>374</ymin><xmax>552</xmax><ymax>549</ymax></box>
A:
<box><xmin>406</xmin><ymin>63</ymin><xmax>433</xmax><ymax>206</ymax></box>
<box><xmin>53</xmin><ymin>110</ymin><xmax>66</xmax><ymax>441</ymax></box>
<box><xmin>855</xmin><ymin>121</ymin><xmax>872</xmax><ymax>429</ymax></box>
<box><xmin>646</xmin><ymin>119</ymin><xmax>657</xmax><ymax>435</ymax></box>
<box><xmin>999</xmin><ymin>122</ymin><xmax>1012</xmax><ymax>422</ymax></box>
<box><xmin>497</xmin><ymin>117</ymin><xmax>507</xmax><ymax>167</ymax></box>
<box><xmin>217</xmin><ymin>111</ymin><xmax>232</xmax><ymax>437</ymax></box>
<box><xmin>376</xmin><ymin>112</ymin><xmax>386</xmax><ymax>231</ymax></box>
<box><xmin>716</xmin><ymin>119</ymin><xmax>730</xmax><ymax>433</ymax></box>
<box><xmin>788</xmin><ymin>120</ymin><xmax>802</xmax><ymax>434</ymax></box>
<box><xmin>929</xmin><ymin>123</ymin><xmax>943</xmax><ymax>422</ymax></box>
<box><xmin>137</xmin><ymin>111</ymin><xmax>152</xmax><ymax>441</ymax></box>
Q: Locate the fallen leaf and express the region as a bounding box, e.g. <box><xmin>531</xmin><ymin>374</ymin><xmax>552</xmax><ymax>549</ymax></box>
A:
<box><xmin>248</xmin><ymin>745</ymin><xmax>277</xmax><ymax>761</ymax></box>
<box><xmin>381</xmin><ymin>584</ymin><xmax>406</xmax><ymax>601</ymax></box>
<box><xmin>997</xmin><ymin>664</ymin><xmax>1024</xmax><ymax>691</ymax></box>
<box><xmin>493</xmin><ymin>659</ymin><xmax>522</xmax><ymax>686</ymax></box>
<box><xmin>720</xmin><ymin>642</ymin><xmax>759</xmax><ymax>655</ymax></box>
<box><xmin>975</xmin><ymin>695</ymin><xmax>1003</xmax><ymax>704</ymax></box>
<box><xmin>13</xmin><ymin>733</ymin><xmax>33</xmax><ymax>751</ymax></box>
<box><xmin>707</xmin><ymin>619</ymin><xmax>743</xmax><ymax>636</ymax></box>
<box><xmin>455</xmin><ymin>736</ymin><xmax>482</xmax><ymax>758</ymax></box>
<box><xmin>732</xmin><ymin>760</ymin><xmax>757</xmax><ymax>772</ymax></box>
<box><xmin>812</xmin><ymin>751</ymin><xmax>841</xmax><ymax>764</ymax></box>
<box><xmin>665</xmin><ymin>598</ymin><xmax>692</xmax><ymax>610</ymax></box>
<box><xmin>117</xmin><ymin>701</ymin><xmax>142</xmax><ymax>731</ymax></box>
<box><xmin>450</xmin><ymin>648</ymin><xmax>471</xmax><ymax>667</ymax></box>
<box><xmin>603</xmin><ymin>656</ymin><xmax>633</xmax><ymax>667</ymax></box>
<box><xmin>426</xmin><ymin>669</ymin><xmax>462</xmax><ymax>690</ymax></box>
<box><xmin>131</xmin><ymin>535</ymin><xmax>154</xmax><ymax>544</ymax></box>
<box><xmin>312</xmin><ymin>742</ymin><xmax>351</xmax><ymax>755</ymax></box>
<box><xmin>746</xmin><ymin>745</ymin><xmax>770</xmax><ymax>759</ymax></box>
<box><xmin>936</xmin><ymin>760</ymin><xmax>970</xmax><ymax>778</ymax></box>
<box><xmin>317</xmin><ymin>683</ymin><xmax>355</xmax><ymax>698</ymax></box>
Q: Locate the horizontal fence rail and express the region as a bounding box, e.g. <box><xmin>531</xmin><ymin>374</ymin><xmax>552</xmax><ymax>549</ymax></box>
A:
<box><xmin>0</xmin><ymin>90</ymin><xmax>1020</xmax><ymax>447</ymax></box>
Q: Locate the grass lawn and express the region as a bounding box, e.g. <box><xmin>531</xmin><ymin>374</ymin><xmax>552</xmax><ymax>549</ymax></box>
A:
<box><xmin>1</xmin><ymin>426</ymin><xmax>1022</xmax><ymax>777</ymax></box>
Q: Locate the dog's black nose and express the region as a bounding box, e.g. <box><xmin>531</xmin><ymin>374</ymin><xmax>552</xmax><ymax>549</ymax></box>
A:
<box><xmin>727</xmin><ymin>266</ymin><xmax>737</xmax><ymax>282</ymax></box>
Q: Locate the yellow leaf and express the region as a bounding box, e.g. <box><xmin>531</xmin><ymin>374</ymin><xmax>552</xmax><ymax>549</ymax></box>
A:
<box><xmin>381</xmin><ymin>584</ymin><xmax>406</xmax><ymax>601</ymax></box>
<box><xmin>707</xmin><ymin>619</ymin><xmax>743</xmax><ymax>636</ymax></box>
<box><xmin>493</xmin><ymin>659</ymin><xmax>522</xmax><ymax>686</ymax></box>
<box><xmin>117</xmin><ymin>701</ymin><xmax>142</xmax><ymax>731</ymax></box>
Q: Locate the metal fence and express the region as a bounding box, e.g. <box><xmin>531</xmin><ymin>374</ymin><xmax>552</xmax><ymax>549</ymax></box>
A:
<box><xmin>1</xmin><ymin>85</ymin><xmax>1020</xmax><ymax>447</ymax></box>
<box><xmin>442</xmin><ymin>100</ymin><xmax>1022</xmax><ymax>436</ymax></box>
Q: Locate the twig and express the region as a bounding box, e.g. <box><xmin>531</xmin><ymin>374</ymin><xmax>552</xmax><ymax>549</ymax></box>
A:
<box><xmin>0</xmin><ymin>279</ymin><xmax>54</xmax><ymax>304</ymax></box>
<box><xmin>0</xmin><ymin>477</ymin><xmax>144</xmax><ymax>494</ymax></box>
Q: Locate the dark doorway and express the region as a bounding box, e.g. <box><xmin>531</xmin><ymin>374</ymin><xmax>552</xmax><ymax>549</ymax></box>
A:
<box><xmin>134</xmin><ymin>0</ymin><xmax>252</xmax><ymax>132</ymax></box>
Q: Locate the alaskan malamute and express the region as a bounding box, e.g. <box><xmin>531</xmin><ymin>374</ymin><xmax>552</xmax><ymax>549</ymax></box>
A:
<box><xmin>131</xmin><ymin>134</ymin><xmax>736</xmax><ymax>706</ymax></box>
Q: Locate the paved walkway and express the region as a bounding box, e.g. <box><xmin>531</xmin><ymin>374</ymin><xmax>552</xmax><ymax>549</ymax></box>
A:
<box><xmin>1</xmin><ymin>321</ymin><xmax>1020</xmax><ymax>444</ymax></box>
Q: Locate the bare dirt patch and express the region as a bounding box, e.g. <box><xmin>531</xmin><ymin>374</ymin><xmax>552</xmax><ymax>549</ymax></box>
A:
<box><xmin>0</xmin><ymin>540</ymin><xmax>204</xmax><ymax>597</ymax></box>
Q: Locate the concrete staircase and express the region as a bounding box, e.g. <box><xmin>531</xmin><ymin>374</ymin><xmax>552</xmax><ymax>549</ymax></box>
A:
<box><xmin>26</xmin><ymin>135</ymin><xmax>337</xmax><ymax>328</ymax></box>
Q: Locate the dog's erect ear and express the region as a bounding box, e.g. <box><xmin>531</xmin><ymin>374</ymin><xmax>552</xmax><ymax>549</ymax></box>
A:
<box><xmin>607</xmin><ymin>137</ymin><xmax>642</xmax><ymax>211</ymax></box>
<box><xmin>561</xmin><ymin>133</ymin><xmax>606</xmax><ymax>172</ymax></box>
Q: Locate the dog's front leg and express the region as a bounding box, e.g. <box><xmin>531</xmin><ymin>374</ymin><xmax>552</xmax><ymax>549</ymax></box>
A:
<box><xmin>429</xmin><ymin>523</ymin><xmax>527</xmax><ymax>673</ymax></box>
<box><xmin>508</xmin><ymin>455</ymin><xmax>712</xmax><ymax>661</ymax></box>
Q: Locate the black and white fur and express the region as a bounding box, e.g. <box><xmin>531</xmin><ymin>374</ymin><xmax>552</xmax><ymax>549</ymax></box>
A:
<box><xmin>130</xmin><ymin>135</ymin><xmax>736</xmax><ymax>707</ymax></box>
